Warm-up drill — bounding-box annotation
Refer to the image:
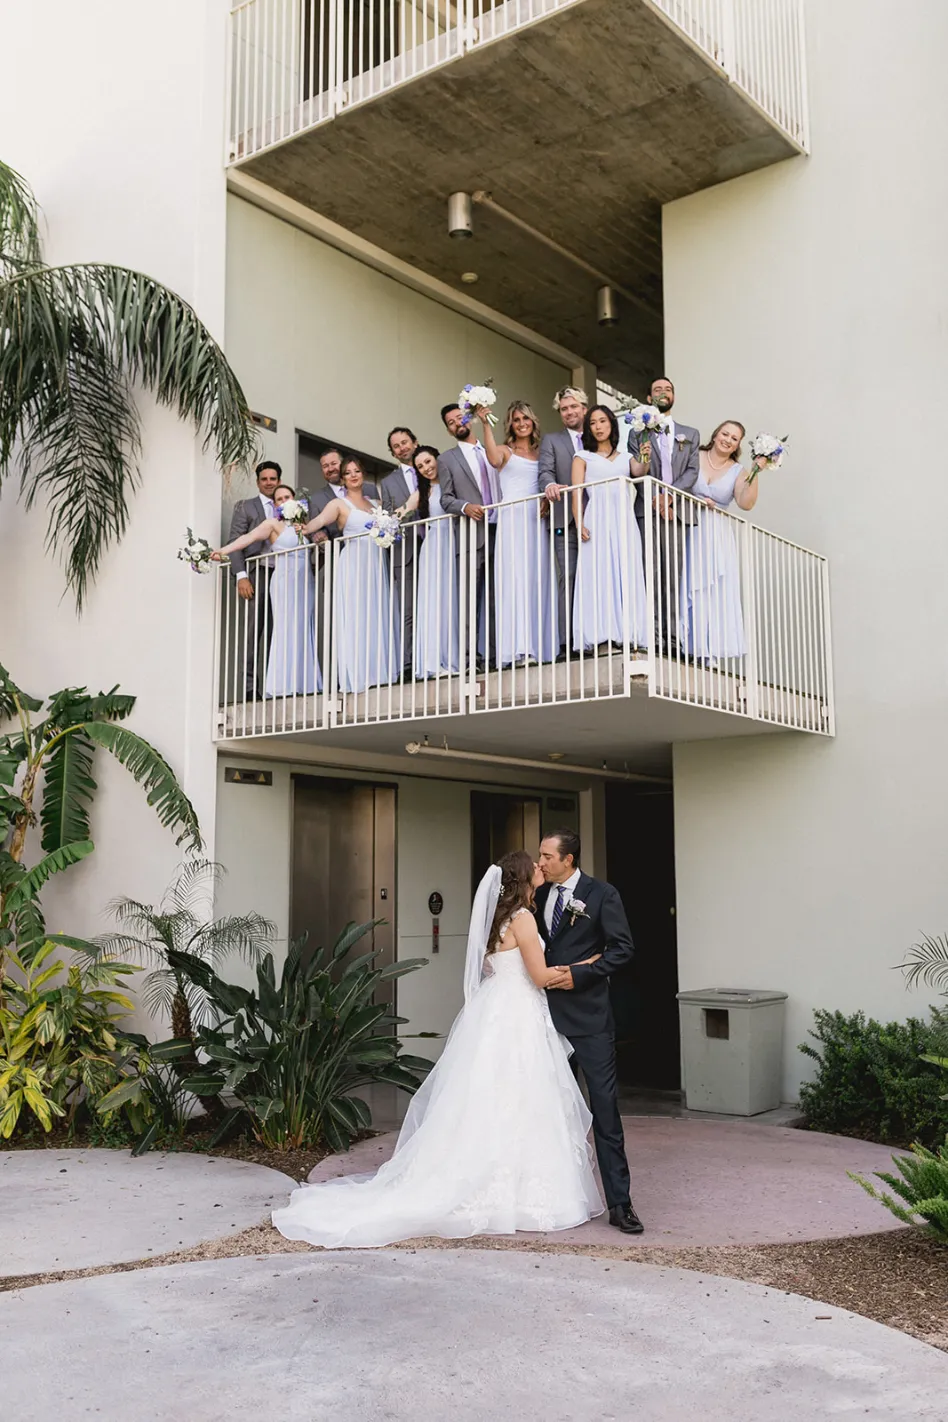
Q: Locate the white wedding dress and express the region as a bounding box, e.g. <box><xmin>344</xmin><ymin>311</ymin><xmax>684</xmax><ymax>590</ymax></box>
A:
<box><xmin>272</xmin><ymin>886</ymin><xmax>603</xmax><ymax>1249</ymax></box>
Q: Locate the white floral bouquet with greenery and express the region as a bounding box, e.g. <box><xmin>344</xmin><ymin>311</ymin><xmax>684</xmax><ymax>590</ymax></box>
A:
<box><xmin>276</xmin><ymin>495</ymin><xmax>310</xmax><ymax>543</ymax></box>
<box><xmin>459</xmin><ymin>381</ymin><xmax>498</xmax><ymax>428</ymax></box>
<box><xmin>747</xmin><ymin>433</ymin><xmax>788</xmax><ymax>483</ymax></box>
<box><xmin>177</xmin><ymin>529</ymin><xmax>222</xmax><ymax>573</ymax></box>
<box><xmin>623</xmin><ymin>403</ymin><xmax>670</xmax><ymax>436</ymax></box>
<box><xmin>365</xmin><ymin>509</ymin><xmax>403</xmax><ymax>550</ymax></box>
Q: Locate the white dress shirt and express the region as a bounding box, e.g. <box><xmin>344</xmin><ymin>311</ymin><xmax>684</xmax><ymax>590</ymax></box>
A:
<box><xmin>236</xmin><ymin>492</ymin><xmax>277</xmax><ymax>580</ymax></box>
<box><xmin>459</xmin><ymin>439</ymin><xmax>498</xmax><ymax>522</ymax></box>
<box><xmin>658</xmin><ymin>416</ymin><xmax>676</xmax><ymax>484</ymax></box>
<box><xmin>544</xmin><ymin>867</ymin><xmax>582</xmax><ymax>933</ymax></box>
<box><xmin>568</xmin><ymin>427</ymin><xmax>583</xmax><ymax>453</ymax></box>
<box><xmin>400</xmin><ymin>464</ymin><xmax>418</xmax><ymax>496</ymax></box>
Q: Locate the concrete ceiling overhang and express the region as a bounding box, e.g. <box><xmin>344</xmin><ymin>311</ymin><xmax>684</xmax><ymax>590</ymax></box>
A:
<box><xmin>238</xmin><ymin>0</ymin><xmax>799</xmax><ymax>391</ymax></box>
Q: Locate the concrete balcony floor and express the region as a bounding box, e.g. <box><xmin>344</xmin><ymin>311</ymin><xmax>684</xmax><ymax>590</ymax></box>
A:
<box><xmin>235</xmin><ymin>0</ymin><xmax>800</xmax><ymax>391</ymax></box>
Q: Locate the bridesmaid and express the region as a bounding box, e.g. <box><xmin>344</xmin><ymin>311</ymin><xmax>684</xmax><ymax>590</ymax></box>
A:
<box><xmin>212</xmin><ymin>483</ymin><xmax>320</xmax><ymax>697</ymax></box>
<box><xmin>478</xmin><ymin>400</ymin><xmax>556</xmax><ymax>667</ymax></box>
<box><xmin>571</xmin><ymin>406</ymin><xmax>649</xmax><ymax>653</ymax></box>
<box><xmin>679</xmin><ymin>420</ymin><xmax>760</xmax><ymax>662</ymax></box>
<box><xmin>302</xmin><ymin>457</ymin><xmax>399</xmax><ymax>693</ymax></box>
<box><xmin>406</xmin><ymin>445</ymin><xmax>459</xmax><ymax>679</ymax></box>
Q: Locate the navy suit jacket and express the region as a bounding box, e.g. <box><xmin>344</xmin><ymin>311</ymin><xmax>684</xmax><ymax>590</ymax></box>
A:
<box><xmin>536</xmin><ymin>872</ymin><xmax>634</xmax><ymax>1038</ymax></box>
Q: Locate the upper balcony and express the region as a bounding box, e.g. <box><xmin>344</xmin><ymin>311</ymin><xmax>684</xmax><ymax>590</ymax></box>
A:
<box><xmin>225</xmin><ymin>0</ymin><xmax>809</xmax><ymax>391</ymax></box>
<box><xmin>212</xmin><ymin>476</ymin><xmax>833</xmax><ymax>771</ymax></box>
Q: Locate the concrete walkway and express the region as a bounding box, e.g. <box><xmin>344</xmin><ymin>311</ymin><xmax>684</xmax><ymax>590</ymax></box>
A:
<box><xmin>4</xmin><ymin>1251</ymin><xmax>945</xmax><ymax>1420</ymax></box>
<box><xmin>0</xmin><ymin>1149</ymin><xmax>295</xmax><ymax>1276</ymax></box>
<box><xmin>309</xmin><ymin>1117</ymin><xmax>904</xmax><ymax>1247</ymax></box>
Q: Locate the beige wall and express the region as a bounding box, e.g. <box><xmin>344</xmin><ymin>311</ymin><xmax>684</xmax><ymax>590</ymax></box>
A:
<box><xmin>664</xmin><ymin>0</ymin><xmax>948</xmax><ymax>1097</ymax></box>
<box><xmin>223</xmin><ymin>193</ymin><xmax>572</xmax><ymax>510</ymax></box>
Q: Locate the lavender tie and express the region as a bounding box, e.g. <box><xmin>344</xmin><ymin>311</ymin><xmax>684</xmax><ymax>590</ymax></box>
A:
<box><xmin>659</xmin><ymin>431</ymin><xmax>673</xmax><ymax>484</ymax></box>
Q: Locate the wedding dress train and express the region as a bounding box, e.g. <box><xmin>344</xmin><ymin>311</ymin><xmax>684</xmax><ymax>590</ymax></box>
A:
<box><xmin>271</xmin><ymin>907</ymin><xmax>603</xmax><ymax>1248</ymax></box>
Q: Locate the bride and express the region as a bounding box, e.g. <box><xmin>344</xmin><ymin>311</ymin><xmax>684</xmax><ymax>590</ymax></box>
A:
<box><xmin>272</xmin><ymin>851</ymin><xmax>604</xmax><ymax>1248</ymax></box>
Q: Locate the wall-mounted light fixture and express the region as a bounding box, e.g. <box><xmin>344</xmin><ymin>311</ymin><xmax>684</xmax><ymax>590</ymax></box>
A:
<box><xmin>596</xmin><ymin>286</ymin><xmax>619</xmax><ymax>327</ymax></box>
<box><xmin>447</xmin><ymin>192</ymin><xmax>473</xmax><ymax>239</ymax></box>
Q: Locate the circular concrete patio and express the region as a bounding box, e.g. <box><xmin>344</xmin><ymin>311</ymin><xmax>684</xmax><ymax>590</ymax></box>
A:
<box><xmin>4</xmin><ymin>1251</ymin><xmax>945</xmax><ymax>1420</ymax></box>
<box><xmin>308</xmin><ymin>1117</ymin><xmax>906</xmax><ymax>1248</ymax></box>
<box><xmin>0</xmin><ymin>1149</ymin><xmax>295</xmax><ymax>1276</ymax></box>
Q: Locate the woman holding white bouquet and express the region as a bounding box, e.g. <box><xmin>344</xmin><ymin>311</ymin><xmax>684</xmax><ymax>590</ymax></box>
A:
<box><xmin>477</xmin><ymin>400</ymin><xmax>557</xmax><ymax>667</ymax></box>
<box><xmin>395</xmin><ymin>445</ymin><xmax>459</xmax><ymax>679</ymax></box>
<box><xmin>212</xmin><ymin>483</ymin><xmax>321</xmax><ymax>698</ymax></box>
<box><xmin>679</xmin><ymin>421</ymin><xmax>760</xmax><ymax>663</ymax></box>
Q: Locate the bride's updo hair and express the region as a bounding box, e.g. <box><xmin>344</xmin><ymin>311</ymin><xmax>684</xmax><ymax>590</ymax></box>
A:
<box><xmin>486</xmin><ymin>850</ymin><xmax>537</xmax><ymax>956</ymax></box>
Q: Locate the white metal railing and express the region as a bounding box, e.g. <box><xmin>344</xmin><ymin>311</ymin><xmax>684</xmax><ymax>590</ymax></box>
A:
<box><xmin>213</xmin><ymin>476</ymin><xmax>833</xmax><ymax>741</ymax></box>
<box><xmin>226</xmin><ymin>0</ymin><xmax>808</xmax><ymax>163</ymax></box>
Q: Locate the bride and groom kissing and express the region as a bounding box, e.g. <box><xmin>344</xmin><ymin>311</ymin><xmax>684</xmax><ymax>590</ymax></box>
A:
<box><xmin>272</xmin><ymin>829</ymin><xmax>644</xmax><ymax>1248</ymax></box>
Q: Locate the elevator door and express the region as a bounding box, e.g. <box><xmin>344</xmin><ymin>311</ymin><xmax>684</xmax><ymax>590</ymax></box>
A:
<box><xmin>291</xmin><ymin>776</ymin><xmax>396</xmax><ymax>1004</ymax></box>
<box><xmin>470</xmin><ymin>791</ymin><xmax>542</xmax><ymax>894</ymax></box>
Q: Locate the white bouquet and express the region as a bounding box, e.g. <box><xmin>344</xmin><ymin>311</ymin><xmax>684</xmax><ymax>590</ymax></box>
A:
<box><xmin>365</xmin><ymin>509</ymin><xmax>403</xmax><ymax>550</ymax></box>
<box><xmin>747</xmin><ymin>433</ymin><xmax>788</xmax><ymax>483</ymax></box>
<box><xmin>276</xmin><ymin>495</ymin><xmax>310</xmax><ymax>543</ymax></box>
<box><xmin>176</xmin><ymin>528</ymin><xmax>222</xmax><ymax>573</ymax></box>
<box><xmin>623</xmin><ymin>403</ymin><xmax>670</xmax><ymax>436</ymax></box>
<box><xmin>459</xmin><ymin>381</ymin><xmax>498</xmax><ymax>428</ymax></box>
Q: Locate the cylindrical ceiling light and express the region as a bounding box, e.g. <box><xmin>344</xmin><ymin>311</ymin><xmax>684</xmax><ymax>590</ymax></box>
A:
<box><xmin>447</xmin><ymin>192</ymin><xmax>473</xmax><ymax>240</ymax></box>
<box><xmin>596</xmin><ymin>285</ymin><xmax>619</xmax><ymax>326</ymax></box>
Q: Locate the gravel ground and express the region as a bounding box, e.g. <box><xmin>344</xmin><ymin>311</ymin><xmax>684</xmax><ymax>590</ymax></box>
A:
<box><xmin>3</xmin><ymin>1220</ymin><xmax>945</xmax><ymax>1351</ymax></box>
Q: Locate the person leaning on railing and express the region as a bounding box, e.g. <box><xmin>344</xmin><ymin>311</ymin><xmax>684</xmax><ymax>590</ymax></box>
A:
<box><xmin>679</xmin><ymin>420</ymin><xmax>762</xmax><ymax>665</ymax></box>
<box><xmin>226</xmin><ymin>459</ymin><xmax>282</xmax><ymax>699</ymax></box>
<box><xmin>539</xmin><ymin>386</ymin><xmax>588</xmax><ymax>663</ymax></box>
<box><xmin>401</xmin><ymin>445</ymin><xmax>459</xmax><ymax>680</ymax></box>
<box><xmin>381</xmin><ymin>426</ymin><xmax>421</xmax><ymax>681</ymax></box>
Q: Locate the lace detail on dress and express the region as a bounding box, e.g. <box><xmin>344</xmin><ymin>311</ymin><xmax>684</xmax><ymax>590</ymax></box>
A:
<box><xmin>497</xmin><ymin>906</ymin><xmax>529</xmax><ymax>946</ymax></box>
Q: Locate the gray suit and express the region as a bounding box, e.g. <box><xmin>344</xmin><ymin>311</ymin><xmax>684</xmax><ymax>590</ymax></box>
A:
<box><xmin>538</xmin><ymin>428</ymin><xmax>583</xmax><ymax>652</ymax></box>
<box><xmin>381</xmin><ymin>465</ymin><xmax>420</xmax><ymax>675</ymax></box>
<box><xmin>227</xmin><ymin>494</ymin><xmax>276</xmax><ymax>696</ymax></box>
<box><xmin>629</xmin><ymin>420</ymin><xmax>700</xmax><ymax>652</ymax></box>
<box><xmin>437</xmin><ymin>442</ymin><xmax>496</xmax><ymax>666</ymax></box>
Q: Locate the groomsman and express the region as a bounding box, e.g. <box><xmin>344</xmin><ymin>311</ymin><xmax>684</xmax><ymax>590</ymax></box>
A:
<box><xmin>629</xmin><ymin>377</ymin><xmax>700</xmax><ymax>655</ymax></box>
<box><xmin>540</xmin><ymin>385</ymin><xmax>587</xmax><ymax>660</ymax></box>
<box><xmin>227</xmin><ymin>460</ymin><xmax>282</xmax><ymax>698</ymax></box>
<box><xmin>437</xmin><ymin>403</ymin><xmax>500</xmax><ymax>671</ymax></box>
<box><xmin>381</xmin><ymin>427</ymin><xmax>420</xmax><ymax>680</ymax></box>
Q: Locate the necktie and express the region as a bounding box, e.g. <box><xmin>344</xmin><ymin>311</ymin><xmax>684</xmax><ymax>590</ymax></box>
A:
<box><xmin>474</xmin><ymin>445</ymin><xmax>494</xmax><ymax>506</ymax></box>
<box><xmin>550</xmin><ymin>884</ymin><xmax>567</xmax><ymax>935</ymax></box>
<box><xmin>659</xmin><ymin>430</ymin><xmax>673</xmax><ymax>485</ymax></box>
<box><xmin>265</xmin><ymin>498</ymin><xmax>276</xmax><ymax>517</ymax></box>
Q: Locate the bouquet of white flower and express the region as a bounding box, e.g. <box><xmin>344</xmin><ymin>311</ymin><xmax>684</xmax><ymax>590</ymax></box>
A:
<box><xmin>365</xmin><ymin>509</ymin><xmax>403</xmax><ymax>550</ymax></box>
<box><xmin>177</xmin><ymin>529</ymin><xmax>222</xmax><ymax>573</ymax></box>
<box><xmin>459</xmin><ymin>382</ymin><xmax>498</xmax><ymax>428</ymax></box>
<box><xmin>623</xmin><ymin>403</ymin><xmax>669</xmax><ymax>436</ymax></box>
<box><xmin>276</xmin><ymin>495</ymin><xmax>310</xmax><ymax>543</ymax></box>
<box><xmin>747</xmin><ymin>433</ymin><xmax>788</xmax><ymax>483</ymax></box>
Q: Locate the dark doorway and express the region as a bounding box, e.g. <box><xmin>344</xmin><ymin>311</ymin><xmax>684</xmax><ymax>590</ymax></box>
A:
<box><xmin>291</xmin><ymin>775</ymin><xmax>397</xmax><ymax>1005</ymax></box>
<box><xmin>470</xmin><ymin>791</ymin><xmax>542</xmax><ymax>895</ymax></box>
<box><xmin>605</xmin><ymin>785</ymin><xmax>679</xmax><ymax>1090</ymax></box>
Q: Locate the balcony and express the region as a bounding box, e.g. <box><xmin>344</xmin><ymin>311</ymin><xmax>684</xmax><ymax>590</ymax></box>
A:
<box><xmin>225</xmin><ymin>0</ymin><xmax>809</xmax><ymax>391</ymax></box>
<box><xmin>212</xmin><ymin>476</ymin><xmax>833</xmax><ymax>768</ymax></box>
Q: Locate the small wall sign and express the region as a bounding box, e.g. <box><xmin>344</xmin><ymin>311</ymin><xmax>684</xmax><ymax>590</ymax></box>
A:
<box><xmin>250</xmin><ymin>411</ymin><xmax>278</xmax><ymax>432</ymax></box>
<box><xmin>224</xmin><ymin>767</ymin><xmax>273</xmax><ymax>786</ymax></box>
<box><xmin>428</xmin><ymin>892</ymin><xmax>444</xmax><ymax>916</ymax></box>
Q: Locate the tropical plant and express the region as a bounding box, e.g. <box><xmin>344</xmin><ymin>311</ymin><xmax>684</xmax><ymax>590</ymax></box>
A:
<box><xmin>900</xmin><ymin>933</ymin><xmax>948</xmax><ymax>995</ymax></box>
<box><xmin>95</xmin><ymin>1032</ymin><xmax>199</xmax><ymax>1155</ymax></box>
<box><xmin>0</xmin><ymin>158</ymin><xmax>256</xmax><ymax>610</ymax></box>
<box><xmin>0</xmin><ymin>664</ymin><xmax>202</xmax><ymax>981</ymax></box>
<box><xmin>798</xmin><ymin>1008</ymin><xmax>948</xmax><ymax>1147</ymax></box>
<box><xmin>171</xmin><ymin>921</ymin><xmax>434</xmax><ymax>1152</ymax></box>
<box><xmin>0</xmin><ymin>942</ymin><xmax>136</xmax><ymax>1138</ymax></box>
<box><xmin>92</xmin><ymin>860</ymin><xmax>275</xmax><ymax>1042</ymax></box>
<box><xmin>851</xmin><ymin>1141</ymin><xmax>948</xmax><ymax>1241</ymax></box>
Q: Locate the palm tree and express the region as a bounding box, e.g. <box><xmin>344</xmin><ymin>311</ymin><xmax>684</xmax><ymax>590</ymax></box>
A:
<box><xmin>0</xmin><ymin>159</ymin><xmax>257</xmax><ymax>610</ymax></box>
<box><xmin>0</xmin><ymin>663</ymin><xmax>203</xmax><ymax>981</ymax></box>
<box><xmin>94</xmin><ymin>859</ymin><xmax>275</xmax><ymax>1042</ymax></box>
<box><xmin>901</xmin><ymin>935</ymin><xmax>948</xmax><ymax>994</ymax></box>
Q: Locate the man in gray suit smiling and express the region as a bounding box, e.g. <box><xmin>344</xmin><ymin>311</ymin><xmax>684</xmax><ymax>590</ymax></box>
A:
<box><xmin>381</xmin><ymin>426</ymin><xmax>421</xmax><ymax>679</ymax></box>
<box><xmin>437</xmin><ymin>401</ymin><xmax>500</xmax><ymax>671</ymax></box>
<box><xmin>540</xmin><ymin>385</ymin><xmax>588</xmax><ymax>660</ymax></box>
<box><xmin>227</xmin><ymin>459</ymin><xmax>281</xmax><ymax>698</ymax></box>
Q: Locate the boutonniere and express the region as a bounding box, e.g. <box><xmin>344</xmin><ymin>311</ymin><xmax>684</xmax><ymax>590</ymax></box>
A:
<box><xmin>565</xmin><ymin>897</ymin><xmax>589</xmax><ymax>926</ymax></box>
<box><xmin>675</xmin><ymin>432</ymin><xmax>688</xmax><ymax>446</ymax></box>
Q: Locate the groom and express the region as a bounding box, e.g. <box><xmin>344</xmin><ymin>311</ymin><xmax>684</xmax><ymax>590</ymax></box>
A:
<box><xmin>537</xmin><ymin>830</ymin><xmax>643</xmax><ymax>1234</ymax></box>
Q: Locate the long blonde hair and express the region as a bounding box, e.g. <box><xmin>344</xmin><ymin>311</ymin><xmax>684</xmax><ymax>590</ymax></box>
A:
<box><xmin>503</xmin><ymin>400</ymin><xmax>541</xmax><ymax>451</ymax></box>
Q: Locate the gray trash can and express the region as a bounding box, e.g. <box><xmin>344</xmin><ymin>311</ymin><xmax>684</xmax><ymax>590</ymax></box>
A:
<box><xmin>676</xmin><ymin>988</ymin><xmax>788</xmax><ymax>1116</ymax></box>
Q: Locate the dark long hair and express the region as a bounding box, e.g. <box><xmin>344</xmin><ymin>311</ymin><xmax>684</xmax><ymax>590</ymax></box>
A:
<box><xmin>582</xmin><ymin>404</ymin><xmax>620</xmax><ymax>454</ymax></box>
<box><xmin>411</xmin><ymin>444</ymin><xmax>441</xmax><ymax>521</ymax></box>
<box><xmin>486</xmin><ymin>850</ymin><xmax>537</xmax><ymax>956</ymax></box>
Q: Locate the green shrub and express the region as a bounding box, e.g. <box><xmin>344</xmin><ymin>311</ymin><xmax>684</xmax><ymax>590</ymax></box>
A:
<box><xmin>851</xmin><ymin>1142</ymin><xmax>948</xmax><ymax>1240</ymax></box>
<box><xmin>170</xmin><ymin>920</ymin><xmax>434</xmax><ymax>1152</ymax></box>
<box><xmin>798</xmin><ymin>1008</ymin><xmax>948</xmax><ymax>1147</ymax></box>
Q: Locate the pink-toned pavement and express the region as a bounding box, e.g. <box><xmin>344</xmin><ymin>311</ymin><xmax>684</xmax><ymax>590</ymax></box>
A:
<box><xmin>307</xmin><ymin>1117</ymin><xmax>904</xmax><ymax>1248</ymax></box>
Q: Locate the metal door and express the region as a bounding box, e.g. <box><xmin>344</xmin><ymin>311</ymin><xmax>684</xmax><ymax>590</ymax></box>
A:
<box><xmin>291</xmin><ymin>776</ymin><xmax>397</xmax><ymax>1004</ymax></box>
<box><xmin>470</xmin><ymin>791</ymin><xmax>542</xmax><ymax>894</ymax></box>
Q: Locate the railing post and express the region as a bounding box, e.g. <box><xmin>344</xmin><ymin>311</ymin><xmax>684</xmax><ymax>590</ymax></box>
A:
<box><xmin>740</xmin><ymin>517</ymin><xmax>759</xmax><ymax>721</ymax></box>
<box><xmin>720</xmin><ymin>0</ymin><xmax>736</xmax><ymax>80</ymax></box>
<box><xmin>618</xmin><ymin>478</ymin><xmax>632</xmax><ymax>688</ymax></box>
<box><xmin>819</xmin><ymin>557</ymin><xmax>836</xmax><ymax>737</ymax></box>
<box><xmin>642</xmin><ymin>475</ymin><xmax>657</xmax><ymax>696</ymax></box>
<box><xmin>329</xmin><ymin>0</ymin><xmax>341</xmax><ymax>116</ymax></box>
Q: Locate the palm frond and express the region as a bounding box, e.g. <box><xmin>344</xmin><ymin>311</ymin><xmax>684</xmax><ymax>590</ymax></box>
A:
<box><xmin>901</xmin><ymin>934</ymin><xmax>948</xmax><ymax>994</ymax></box>
<box><xmin>167</xmin><ymin>859</ymin><xmax>221</xmax><ymax>917</ymax></box>
<box><xmin>80</xmin><ymin>721</ymin><xmax>202</xmax><ymax>852</ymax></box>
<box><xmin>142</xmin><ymin>968</ymin><xmax>179</xmax><ymax>1022</ymax></box>
<box><xmin>93</xmin><ymin>931</ymin><xmax>172</xmax><ymax>970</ymax></box>
<box><xmin>193</xmin><ymin>913</ymin><xmax>276</xmax><ymax>966</ymax></box>
<box><xmin>0</xmin><ymin>160</ymin><xmax>43</xmax><ymax>273</ymax></box>
<box><xmin>39</xmin><ymin>726</ymin><xmax>96</xmax><ymax>851</ymax></box>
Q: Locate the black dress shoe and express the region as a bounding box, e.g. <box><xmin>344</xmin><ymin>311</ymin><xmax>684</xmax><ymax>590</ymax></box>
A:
<box><xmin>609</xmin><ymin>1203</ymin><xmax>644</xmax><ymax>1235</ymax></box>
